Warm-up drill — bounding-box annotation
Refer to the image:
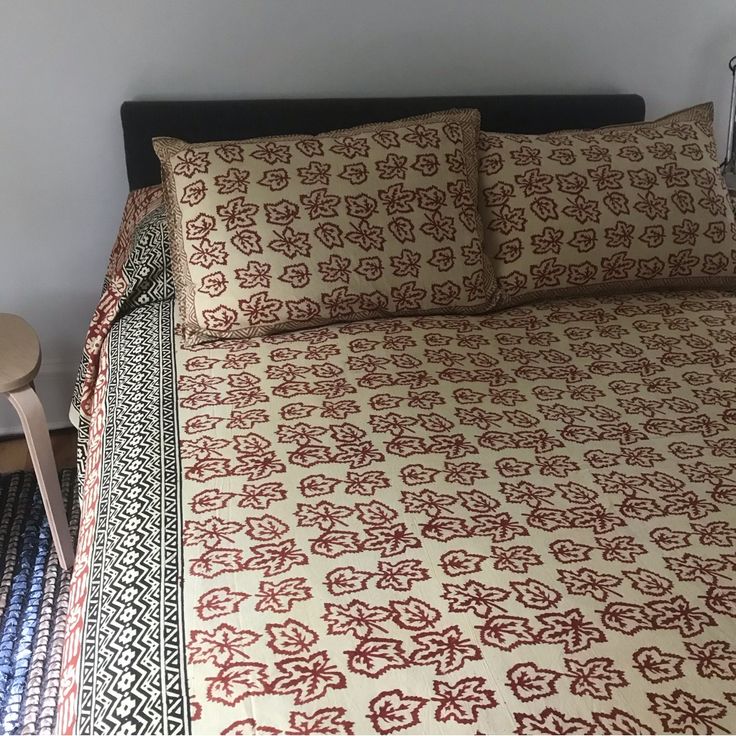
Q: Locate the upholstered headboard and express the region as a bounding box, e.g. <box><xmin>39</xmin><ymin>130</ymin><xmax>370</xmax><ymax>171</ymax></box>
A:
<box><xmin>120</xmin><ymin>94</ymin><xmax>645</xmax><ymax>191</ymax></box>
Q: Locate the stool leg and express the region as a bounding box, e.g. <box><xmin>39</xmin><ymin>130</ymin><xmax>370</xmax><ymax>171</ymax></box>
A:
<box><xmin>5</xmin><ymin>386</ymin><xmax>75</xmax><ymax>570</ymax></box>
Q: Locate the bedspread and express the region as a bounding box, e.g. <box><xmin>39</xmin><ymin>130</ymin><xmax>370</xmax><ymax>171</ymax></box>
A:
<box><xmin>60</xmin><ymin>198</ymin><xmax>736</xmax><ymax>734</ymax></box>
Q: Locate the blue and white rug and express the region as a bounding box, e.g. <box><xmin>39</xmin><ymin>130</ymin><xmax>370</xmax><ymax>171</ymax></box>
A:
<box><xmin>0</xmin><ymin>469</ymin><xmax>77</xmax><ymax>736</ymax></box>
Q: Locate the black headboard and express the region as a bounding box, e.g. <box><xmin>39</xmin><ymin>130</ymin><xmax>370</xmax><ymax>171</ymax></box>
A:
<box><xmin>121</xmin><ymin>94</ymin><xmax>645</xmax><ymax>191</ymax></box>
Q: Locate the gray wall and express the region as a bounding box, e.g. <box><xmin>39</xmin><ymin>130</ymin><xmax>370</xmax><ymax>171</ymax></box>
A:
<box><xmin>1</xmin><ymin>0</ymin><xmax>734</xmax><ymax>433</ymax></box>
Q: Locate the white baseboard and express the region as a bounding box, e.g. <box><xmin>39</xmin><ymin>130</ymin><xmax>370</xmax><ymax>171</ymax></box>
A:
<box><xmin>0</xmin><ymin>359</ymin><xmax>76</xmax><ymax>436</ymax></box>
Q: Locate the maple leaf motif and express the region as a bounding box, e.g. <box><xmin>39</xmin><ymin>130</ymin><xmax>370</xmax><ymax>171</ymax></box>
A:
<box><xmin>195</xmin><ymin>587</ymin><xmax>250</xmax><ymax>621</ymax></box>
<box><xmin>514</xmin><ymin>707</ymin><xmax>594</xmax><ymax>734</ymax></box>
<box><xmin>346</xmin><ymin>637</ymin><xmax>410</xmax><ymax>678</ymax></box>
<box><xmin>189</xmin><ymin>623</ymin><xmax>260</xmax><ymax>666</ymax></box>
<box><xmin>265</xmin><ymin>618</ymin><xmax>318</xmax><ymax>656</ymax></box>
<box><xmin>622</xmin><ymin>567</ymin><xmax>673</xmax><ymax>597</ymax></box>
<box><xmin>310</xmin><ymin>530</ymin><xmax>361</xmax><ymax>558</ymax></box>
<box><xmin>221</xmin><ymin>717</ymin><xmax>280</xmax><ymax>735</ymax></box>
<box><xmin>287</xmin><ymin>707</ymin><xmax>355</xmax><ymax>735</ymax></box>
<box><xmin>684</xmin><ymin>640</ymin><xmax>736</xmax><ymax>680</ymax></box>
<box><xmin>646</xmin><ymin>595</ymin><xmax>716</xmax><ymax>637</ymax></box>
<box><xmin>243</xmin><ymin>514</ymin><xmax>289</xmax><ymax>542</ymax></box>
<box><xmin>324</xmin><ymin>566</ymin><xmax>373</xmax><ymax>596</ymax></box>
<box><xmin>557</xmin><ymin>567</ymin><xmax>622</xmax><ymax>602</ymax></box>
<box><xmin>632</xmin><ymin>646</ymin><xmax>685</xmax><ymax>683</ymax></box>
<box><xmin>439</xmin><ymin>550</ymin><xmax>486</xmax><ymax>577</ymax></box>
<box><xmin>536</xmin><ymin>608</ymin><xmax>606</xmax><ymax>653</ymax></box>
<box><xmin>207</xmin><ymin>662</ymin><xmax>269</xmax><ymax>706</ymax></box>
<box><xmin>432</xmin><ymin>676</ymin><xmax>497</xmax><ymax>724</ymax></box>
<box><xmin>489</xmin><ymin>544</ymin><xmax>542</xmax><ymax>573</ymax></box>
<box><xmin>510</xmin><ymin>578</ymin><xmax>562</xmax><ymax>610</ymax></box>
<box><xmin>387</xmin><ymin>597</ymin><xmax>441</xmax><ymax>631</ymax></box>
<box><xmin>375</xmin><ymin>559</ymin><xmax>430</xmax><ymax>592</ymax></box>
<box><xmin>411</xmin><ymin>625</ymin><xmax>482</xmax><ymax>674</ymax></box>
<box><xmin>564</xmin><ymin>656</ymin><xmax>627</xmax><ymax>700</ymax></box>
<box><xmin>478</xmin><ymin>615</ymin><xmax>537</xmax><ymax>651</ymax></box>
<box><xmin>591</xmin><ymin>708</ymin><xmax>656</xmax><ymax>734</ymax></box>
<box><xmin>271</xmin><ymin>650</ymin><xmax>347</xmax><ymax>705</ymax></box>
<box><xmin>506</xmin><ymin>662</ymin><xmax>562</xmax><ymax>702</ymax></box>
<box><xmin>184</xmin><ymin>516</ymin><xmax>246</xmax><ymax>549</ymax></box>
<box><xmin>443</xmin><ymin>579</ymin><xmax>509</xmax><ymax>617</ymax></box>
<box><xmin>255</xmin><ymin>577</ymin><xmax>312</xmax><ymax>614</ymax></box>
<box><xmin>243</xmin><ymin>539</ymin><xmax>308</xmax><ymax>577</ymax></box>
<box><xmin>362</xmin><ymin>523</ymin><xmax>421</xmax><ymax>558</ymax></box>
<box><xmin>647</xmin><ymin>689</ymin><xmax>727</xmax><ymax>734</ymax></box>
<box><xmin>190</xmin><ymin>548</ymin><xmax>248</xmax><ymax>579</ymax></box>
<box><xmin>704</xmin><ymin>585</ymin><xmax>736</xmax><ymax>616</ymax></box>
<box><xmin>323</xmin><ymin>599</ymin><xmax>391</xmax><ymax>639</ymax></box>
<box><xmin>600</xmin><ymin>602</ymin><xmax>650</xmax><ymax>634</ymax></box>
<box><xmin>368</xmin><ymin>689</ymin><xmax>428</xmax><ymax>735</ymax></box>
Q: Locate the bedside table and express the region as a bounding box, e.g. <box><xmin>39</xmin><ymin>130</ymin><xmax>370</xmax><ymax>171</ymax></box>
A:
<box><xmin>0</xmin><ymin>314</ymin><xmax>74</xmax><ymax>570</ymax></box>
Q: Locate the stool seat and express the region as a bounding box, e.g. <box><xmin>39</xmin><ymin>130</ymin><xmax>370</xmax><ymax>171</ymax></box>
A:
<box><xmin>0</xmin><ymin>313</ymin><xmax>41</xmax><ymax>392</ymax></box>
<box><xmin>1</xmin><ymin>312</ymin><xmax>74</xmax><ymax>570</ymax></box>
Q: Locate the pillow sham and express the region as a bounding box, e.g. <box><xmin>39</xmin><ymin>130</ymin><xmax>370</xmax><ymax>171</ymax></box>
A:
<box><xmin>478</xmin><ymin>103</ymin><xmax>736</xmax><ymax>305</ymax></box>
<box><xmin>154</xmin><ymin>109</ymin><xmax>497</xmax><ymax>345</ymax></box>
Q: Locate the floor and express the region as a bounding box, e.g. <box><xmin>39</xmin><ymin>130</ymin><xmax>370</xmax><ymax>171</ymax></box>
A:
<box><xmin>0</xmin><ymin>427</ymin><xmax>77</xmax><ymax>473</ymax></box>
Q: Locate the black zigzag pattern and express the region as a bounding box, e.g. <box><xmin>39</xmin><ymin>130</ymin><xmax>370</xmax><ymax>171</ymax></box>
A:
<box><xmin>76</xmin><ymin>300</ymin><xmax>188</xmax><ymax>734</ymax></box>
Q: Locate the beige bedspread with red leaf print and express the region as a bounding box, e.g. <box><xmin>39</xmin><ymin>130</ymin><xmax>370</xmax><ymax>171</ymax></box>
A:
<box><xmin>176</xmin><ymin>290</ymin><xmax>736</xmax><ymax>735</ymax></box>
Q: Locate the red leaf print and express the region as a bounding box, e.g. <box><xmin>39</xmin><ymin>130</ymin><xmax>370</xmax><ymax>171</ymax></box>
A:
<box><xmin>202</xmin><ymin>306</ymin><xmax>238</xmax><ymax>334</ymax></box>
<box><xmin>244</xmin><ymin>514</ymin><xmax>289</xmax><ymax>541</ymax></box>
<box><xmin>375</xmin><ymin>559</ymin><xmax>429</xmax><ymax>591</ymax></box>
<box><xmin>195</xmin><ymin>586</ymin><xmax>250</xmax><ymax>621</ymax></box>
<box><xmin>633</xmin><ymin>646</ymin><xmax>686</xmax><ymax>683</ymax></box>
<box><xmin>387</xmin><ymin>597</ymin><xmax>441</xmax><ymax>631</ymax></box>
<box><xmin>622</xmin><ymin>567</ymin><xmax>673</xmax><ymax>597</ymax></box>
<box><xmin>271</xmin><ymin>650</ymin><xmax>347</xmax><ymax>705</ymax></box>
<box><xmin>324</xmin><ymin>565</ymin><xmax>372</xmax><ymax>596</ymax></box>
<box><xmin>410</xmin><ymin>625</ymin><xmax>482</xmax><ymax>674</ymax></box>
<box><xmin>264</xmin><ymin>199</ymin><xmax>300</xmax><ymax>226</ymax></box>
<box><xmin>207</xmin><ymin>662</ymin><xmax>269</xmax><ymax>706</ymax></box>
<box><xmin>244</xmin><ymin>539</ymin><xmax>308</xmax><ymax>577</ymax></box>
<box><xmin>506</xmin><ymin>662</ymin><xmax>562</xmax><ymax>702</ymax></box>
<box><xmin>510</xmin><ymin>578</ymin><xmax>562</xmax><ymax>610</ymax></box>
<box><xmin>346</xmin><ymin>637</ymin><xmax>410</xmax><ymax>678</ymax></box>
<box><xmin>216</xmin><ymin>197</ymin><xmax>259</xmax><ymax>231</ymax></box>
<box><xmin>287</xmin><ymin>707</ymin><xmax>355</xmax><ymax>735</ymax></box>
<box><xmin>685</xmin><ymin>640</ymin><xmax>736</xmax><ymax>679</ymax></box>
<box><xmin>238</xmin><ymin>291</ymin><xmax>282</xmax><ymax>326</ymax></box>
<box><xmin>189</xmin><ymin>623</ymin><xmax>260</xmax><ymax>666</ymax></box>
<box><xmin>190</xmin><ymin>548</ymin><xmax>248</xmax><ymax>578</ymax></box>
<box><xmin>185</xmin><ymin>212</ymin><xmax>217</xmax><ymax>240</ymax></box>
<box><xmin>591</xmin><ymin>708</ymin><xmax>656</xmax><ymax>734</ymax></box>
<box><xmin>368</xmin><ymin>689</ymin><xmax>428</xmax><ymax>735</ymax></box>
<box><xmin>255</xmin><ymin>577</ymin><xmax>312</xmax><ymax>613</ymax></box>
<box><xmin>190</xmin><ymin>488</ymin><xmax>235</xmax><ymax>514</ymax></box>
<box><xmin>514</xmin><ymin>707</ymin><xmax>594</xmax><ymax>735</ymax></box>
<box><xmin>439</xmin><ymin>550</ymin><xmax>486</xmax><ymax>577</ymax></box>
<box><xmin>479</xmin><ymin>614</ymin><xmax>537</xmax><ymax>650</ymax></box>
<box><xmin>564</xmin><ymin>656</ymin><xmax>627</xmax><ymax>699</ymax></box>
<box><xmin>362</xmin><ymin>523</ymin><xmax>421</xmax><ymax>558</ymax></box>
<box><xmin>266</xmin><ymin>618</ymin><xmax>318</xmax><ymax>655</ymax></box>
<box><xmin>323</xmin><ymin>599</ymin><xmax>391</xmax><ymax>639</ymax></box>
<box><xmin>399</xmin><ymin>464</ymin><xmax>439</xmax><ymax>486</ymax></box>
<box><xmin>443</xmin><ymin>579</ymin><xmax>509</xmax><ymax>617</ymax></box>
<box><xmin>647</xmin><ymin>689</ymin><xmax>727</xmax><ymax>734</ymax></box>
<box><xmin>536</xmin><ymin>608</ymin><xmax>606</xmax><ymax>653</ymax></box>
<box><xmin>432</xmin><ymin>676</ymin><xmax>497</xmax><ymax>724</ymax></box>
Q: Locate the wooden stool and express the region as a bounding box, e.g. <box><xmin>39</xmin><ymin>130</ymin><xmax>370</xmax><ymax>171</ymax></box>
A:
<box><xmin>0</xmin><ymin>313</ymin><xmax>75</xmax><ymax>570</ymax></box>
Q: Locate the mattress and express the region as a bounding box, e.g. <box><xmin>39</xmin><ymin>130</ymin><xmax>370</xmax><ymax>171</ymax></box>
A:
<box><xmin>60</xmin><ymin>190</ymin><xmax>736</xmax><ymax>734</ymax></box>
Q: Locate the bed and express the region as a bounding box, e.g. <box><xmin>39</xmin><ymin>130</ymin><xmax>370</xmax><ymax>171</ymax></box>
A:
<box><xmin>59</xmin><ymin>95</ymin><xmax>736</xmax><ymax>735</ymax></box>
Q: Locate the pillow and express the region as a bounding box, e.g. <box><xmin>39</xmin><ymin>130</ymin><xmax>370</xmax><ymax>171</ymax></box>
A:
<box><xmin>153</xmin><ymin>109</ymin><xmax>497</xmax><ymax>344</ymax></box>
<box><xmin>478</xmin><ymin>103</ymin><xmax>736</xmax><ymax>306</ymax></box>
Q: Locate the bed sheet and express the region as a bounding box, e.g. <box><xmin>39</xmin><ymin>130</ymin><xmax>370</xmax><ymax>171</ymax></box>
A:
<box><xmin>60</xmin><ymin>197</ymin><xmax>736</xmax><ymax>734</ymax></box>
